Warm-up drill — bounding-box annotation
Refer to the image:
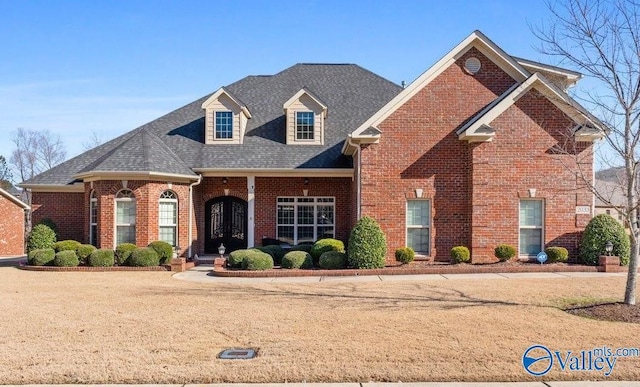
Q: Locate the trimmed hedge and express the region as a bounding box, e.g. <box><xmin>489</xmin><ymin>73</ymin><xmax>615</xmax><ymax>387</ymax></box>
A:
<box><xmin>53</xmin><ymin>240</ymin><xmax>81</xmax><ymax>253</ymax></box>
<box><xmin>241</xmin><ymin>250</ymin><xmax>274</xmax><ymax>271</ymax></box>
<box><xmin>88</xmin><ymin>249</ymin><xmax>115</xmax><ymax>267</ymax></box>
<box><xmin>580</xmin><ymin>214</ymin><xmax>630</xmax><ymax>266</ymax></box>
<box><xmin>395</xmin><ymin>247</ymin><xmax>415</xmax><ymax>264</ymax></box>
<box><xmin>450</xmin><ymin>246</ymin><xmax>471</xmax><ymax>264</ymax></box>
<box><xmin>228</xmin><ymin>249</ymin><xmax>251</xmax><ymax>268</ymax></box>
<box><xmin>27</xmin><ymin>248</ymin><xmax>55</xmax><ymax>266</ymax></box>
<box><xmin>76</xmin><ymin>244</ymin><xmax>97</xmax><ymax>263</ymax></box>
<box><xmin>494</xmin><ymin>244</ymin><xmax>516</xmax><ymax>261</ymax></box>
<box><xmin>281</xmin><ymin>251</ymin><xmax>313</xmax><ymax>269</ymax></box>
<box><xmin>546</xmin><ymin>246</ymin><xmax>569</xmax><ymax>263</ymax></box>
<box><xmin>115</xmin><ymin>243</ymin><xmax>137</xmax><ymax>265</ymax></box>
<box><xmin>318</xmin><ymin>251</ymin><xmax>347</xmax><ymax>269</ymax></box>
<box><xmin>27</xmin><ymin>224</ymin><xmax>56</xmax><ymax>252</ymax></box>
<box><xmin>53</xmin><ymin>250</ymin><xmax>79</xmax><ymax>267</ymax></box>
<box><xmin>256</xmin><ymin>245</ymin><xmax>286</xmax><ymax>265</ymax></box>
<box><xmin>288</xmin><ymin>244</ymin><xmax>313</xmax><ymax>253</ymax></box>
<box><xmin>128</xmin><ymin>247</ymin><xmax>160</xmax><ymax>267</ymax></box>
<box><xmin>148</xmin><ymin>241</ymin><xmax>173</xmax><ymax>264</ymax></box>
<box><xmin>310</xmin><ymin>238</ymin><xmax>345</xmax><ymax>264</ymax></box>
<box><xmin>348</xmin><ymin>216</ymin><xmax>387</xmax><ymax>269</ymax></box>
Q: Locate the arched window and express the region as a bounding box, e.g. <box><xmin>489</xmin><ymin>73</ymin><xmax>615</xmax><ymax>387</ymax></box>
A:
<box><xmin>89</xmin><ymin>190</ymin><xmax>98</xmax><ymax>246</ymax></box>
<box><xmin>159</xmin><ymin>190</ymin><xmax>178</xmax><ymax>246</ymax></box>
<box><xmin>115</xmin><ymin>189</ymin><xmax>136</xmax><ymax>245</ymax></box>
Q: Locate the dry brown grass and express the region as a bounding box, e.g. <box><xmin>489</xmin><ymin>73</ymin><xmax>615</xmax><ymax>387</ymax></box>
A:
<box><xmin>0</xmin><ymin>267</ymin><xmax>638</xmax><ymax>384</ymax></box>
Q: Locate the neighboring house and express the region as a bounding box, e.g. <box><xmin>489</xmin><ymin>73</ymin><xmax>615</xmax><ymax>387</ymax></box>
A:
<box><xmin>0</xmin><ymin>188</ymin><xmax>29</xmax><ymax>256</ymax></box>
<box><xmin>20</xmin><ymin>31</ymin><xmax>604</xmax><ymax>263</ymax></box>
<box><xmin>594</xmin><ymin>179</ymin><xmax>626</xmax><ymax>224</ymax></box>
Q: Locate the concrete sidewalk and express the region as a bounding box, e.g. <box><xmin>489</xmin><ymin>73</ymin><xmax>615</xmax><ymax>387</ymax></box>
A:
<box><xmin>173</xmin><ymin>265</ymin><xmax>626</xmax><ymax>284</ymax></box>
<box><xmin>5</xmin><ymin>382</ymin><xmax>640</xmax><ymax>386</ymax></box>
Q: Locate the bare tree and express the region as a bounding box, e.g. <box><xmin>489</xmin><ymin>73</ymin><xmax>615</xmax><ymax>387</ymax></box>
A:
<box><xmin>10</xmin><ymin>128</ymin><xmax>67</xmax><ymax>183</ymax></box>
<box><xmin>535</xmin><ymin>0</ymin><xmax>640</xmax><ymax>304</ymax></box>
<box><xmin>0</xmin><ymin>155</ymin><xmax>13</xmax><ymax>190</ymax></box>
<box><xmin>82</xmin><ymin>130</ymin><xmax>104</xmax><ymax>151</ymax></box>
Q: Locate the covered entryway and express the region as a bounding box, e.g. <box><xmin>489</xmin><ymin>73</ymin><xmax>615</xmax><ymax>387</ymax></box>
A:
<box><xmin>205</xmin><ymin>196</ymin><xmax>248</xmax><ymax>254</ymax></box>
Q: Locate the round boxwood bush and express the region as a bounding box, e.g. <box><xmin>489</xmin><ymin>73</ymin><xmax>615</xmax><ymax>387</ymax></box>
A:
<box><xmin>348</xmin><ymin>216</ymin><xmax>387</xmax><ymax>269</ymax></box>
<box><xmin>53</xmin><ymin>250</ymin><xmax>79</xmax><ymax>267</ymax></box>
<box><xmin>310</xmin><ymin>238</ymin><xmax>345</xmax><ymax>264</ymax></box>
<box><xmin>241</xmin><ymin>250</ymin><xmax>274</xmax><ymax>271</ymax></box>
<box><xmin>228</xmin><ymin>249</ymin><xmax>252</xmax><ymax>268</ymax></box>
<box><xmin>450</xmin><ymin>246</ymin><xmax>471</xmax><ymax>263</ymax></box>
<box><xmin>395</xmin><ymin>247</ymin><xmax>415</xmax><ymax>264</ymax></box>
<box><xmin>545</xmin><ymin>246</ymin><xmax>569</xmax><ymax>263</ymax></box>
<box><xmin>580</xmin><ymin>214</ymin><xmax>630</xmax><ymax>266</ymax></box>
<box><xmin>115</xmin><ymin>243</ymin><xmax>137</xmax><ymax>265</ymax></box>
<box><xmin>128</xmin><ymin>247</ymin><xmax>160</xmax><ymax>267</ymax></box>
<box><xmin>53</xmin><ymin>240</ymin><xmax>81</xmax><ymax>253</ymax></box>
<box><xmin>27</xmin><ymin>248</ymin><xmax>55</xmax><ymax>266</ymax></box>
<box><xmin>281</xmin><ymin>250</ymin><xmax>313</xmax><ymax>269</ymax></box>
<box><xmin>27</xmin><ymin>224</ymin><xmax>56</xmax><ymax>252</ymax></box>
<box><xmin>256</xmin><ymin>245</ymin><xmax>286</xmax><ymax>265</ymax></box>
<box><xmin>319</xmin><ymin>251</ymin><xmax>347</xmax><ymax>269</ymax></box>
<box><xmin>76</xmin><ymin>244</ymin><xmax>97</xmax><ymax>263</ymax></box>
<box><xmin>88</xmin><ymin>249</ymin><xmax>115</xmax><ymax>267</ymax></box>
<box><xmin>148</xmin><ymin>241</ymin><xmax>174</xmax><ymax>264</ymax></box>
<box><xmin>289</xmin><ymin>244</ymin><xmax>313</xmax><ymax>253</ymax></box>
<box><xmin>494</xmin><ymin>244</ymin><xmax>516</xmax><ymax>261</ymax></box>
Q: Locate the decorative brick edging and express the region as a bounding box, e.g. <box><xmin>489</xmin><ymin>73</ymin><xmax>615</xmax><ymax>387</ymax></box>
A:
<box><xmin>18</xmin><ymin>264</ymin><xmax>170</xmax><ymax>272</ymax></box>
<box><xmin>211</xmin><ymin>263</ymin><xmax>607</xmax><ymax>278</ymax></box>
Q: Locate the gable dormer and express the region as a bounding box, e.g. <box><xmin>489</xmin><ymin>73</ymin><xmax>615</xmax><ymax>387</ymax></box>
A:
<box><xmin>283</xmin><ymin>88</ymin><xmax>327</xmax><ymax>145</ymax></box>
<box><xmin>201</xmin><ymin>88</ymin><xmax>251</xmax><ymax>145</ymax></box>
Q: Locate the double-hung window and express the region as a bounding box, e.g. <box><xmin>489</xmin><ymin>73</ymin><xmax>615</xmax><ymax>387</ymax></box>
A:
<box><xmin>277</xmin><ymin>197</ymin><xmax>334</xmax><ymax>245</ymax></box>
<box><xmin>159</xmin><ymin>190</ymin><xmax>178</xmax><ymax>246</ymax></box>
<box><xmin>519</xmin><ymin>199</ymin><xmax>544</xmax><ymax>256</ymax></box>
<box><xmin>215</xmin><ymin>111</ymin><xmax>233</xmax><ymax>139</ymax></box>
<box><xmin>89</xmin><ymin>191</ymin><xmax>98</xmax><ymax>247</ymax></box>
<box><xmin>115</xmin><ymin>189</ymin><xmax>136</xmax><ymax>245</ymax></box>
<box><xmin>295</xmin><ymin>111</ymin><xmax>314</xmax><ymax>141</ymax></box>
<box><xmin>406</xmin><ymin>200</ymin><xmax>431</xmax><ymax>254</ymax></box>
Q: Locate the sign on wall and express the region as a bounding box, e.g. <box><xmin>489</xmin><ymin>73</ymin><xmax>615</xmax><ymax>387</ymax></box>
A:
<box><xmin>575</xmin><ymin>206</ymin><xmax>591</xmax><ymax>215</ymax></box>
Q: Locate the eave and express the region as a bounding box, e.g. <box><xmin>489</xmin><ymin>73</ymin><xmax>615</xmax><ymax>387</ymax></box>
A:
<box><xmin>191</xmin><ymin>168</ymin><xmax>354</xmax><ymax>178</ymax></box>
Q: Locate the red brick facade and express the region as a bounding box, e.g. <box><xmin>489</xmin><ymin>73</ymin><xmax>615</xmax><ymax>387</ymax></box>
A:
<box><xmin>0</xmin><ymin>192</ymin><xmax>28</xmax><ymax>256</ymax></box>
<box><xmin>32</xmin><ymin>191</ymin><xmax>84</xmax><ymax>242</ymax></box>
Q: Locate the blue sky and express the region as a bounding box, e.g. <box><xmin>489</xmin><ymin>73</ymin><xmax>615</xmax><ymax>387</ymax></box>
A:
<box><xmin>0</xmin><ymin>0</ymin><xmax>582</xmax><ymax>175</ymax></box>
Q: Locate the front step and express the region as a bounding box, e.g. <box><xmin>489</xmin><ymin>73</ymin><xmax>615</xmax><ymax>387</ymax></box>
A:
<box><xmin>193</xmin><ymin>255</ymin><xmax>226</xmax><ymax>265</ymax></box>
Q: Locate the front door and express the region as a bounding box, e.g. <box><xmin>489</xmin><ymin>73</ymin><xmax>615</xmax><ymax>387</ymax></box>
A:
<box><xmin>205</xmin><ymin>196</ymin><xmax>248</xmax><ymax>254</ymax></box>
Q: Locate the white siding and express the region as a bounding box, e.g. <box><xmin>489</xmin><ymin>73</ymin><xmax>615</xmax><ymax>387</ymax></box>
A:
<box><xmin>204</xmin><ymin>94</ymin><xmax>242</xmax><ymax>145</ymax></box>
<box><xmin>286</xmin><ymin>94</ymin><xmax>324</xmax><ymax>145</ymax></box>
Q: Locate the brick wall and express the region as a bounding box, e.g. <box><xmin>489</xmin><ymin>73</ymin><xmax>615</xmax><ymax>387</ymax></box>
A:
<box><xmin>0</xmin><ymin>195</ymin><xmax>26</xmax><ymax>255</ymax></box>
<box><xmin>32</xmin><ymin>191</ymin><xmax>84</xmax><ymax>242</ymax></box>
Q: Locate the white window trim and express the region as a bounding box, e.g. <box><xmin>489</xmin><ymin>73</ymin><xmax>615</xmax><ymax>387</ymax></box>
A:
<box><xmin>519</xmin><ymin>199</ymin><xmax>545</xmax><ymax>257</ymax></box>
<box><xmin>89</xmin><ymin>191</ymin><xmax>98</xmax><ymax>246</ymax></box>
<box><xmin>114</xmin><ymin>189</ymin><xmax>136</xmax><ymax>248</ymax></box>
<box><xmin>159</xmin><ymin>191</ymin><xmax>178</xmax><ymax>247</ymax></box>
<box><xmin>405</xmin><ymin>199</ymin><xmax>431</xmax><ymax>255</ymax></box>
<box><xmin>214</xmin><ymin>110</ymin><xmax>234</xmax><ymax>140</ymax></box>
<box><xmin>294</xmin><ymin>111</ymin><xmax>315</xmax><ymax>142</ymax></box>
<box><xmin>276</xmin><ymin>197</ymin><xmax>335</xmax><ymax>245</ymax></box>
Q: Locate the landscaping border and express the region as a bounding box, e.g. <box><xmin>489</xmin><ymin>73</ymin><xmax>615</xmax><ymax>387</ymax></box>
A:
<box><xmin>18</xmin><ymin>263</ymin><xmax>170</xmax><ymax>272</ymax></box>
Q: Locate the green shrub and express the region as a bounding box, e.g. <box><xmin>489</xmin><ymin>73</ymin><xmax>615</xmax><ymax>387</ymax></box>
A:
<box><xmin>127</xmin><ymin>247</ymin><xmax>160</xmax><ymax>267</ymax></box>
<box><xmin>395</xmin><ymin>247</ymin><xmax>415</xmax><ymax>264</ymax></box>
<box><xmin>228</xmin><ymin>249</ymin><xmax>252</xmax><ymax>268</ymax></box>
<box><xmin>310</xmin><ymin>238</ymin><xmax>345</xmax><ymax>264</ymax></box>
<box><xmin>115</xmin><ymin>243</ymin><xmax>137</xmax><ymax>265</ymax></box>
<box><xmin>241</xmin><ymin>250</ymin><xmax>274</xmax><ymax>271</ymax></box>
<box><xmin>256</xmin><ymin>245</ymin><xmax>286</xmax><ymax>265</ymax></box>
<box><xmin>53</xmin><ymin>250</ymin><xmax>79</xmax><ymax>267</ymax></box>
<box><xmin>347</xmin><ymin>216</ymin><xmax>387</xmax><ymax>269</ymax></box>
<box><xmin>319</xmin><ymin>251</ymin><xmax>347</xmax><ymax>269</ymax></box>
<box><xmin>76</xmin><ymin>244</ymin><xmax>97</xmax><ymax>264</ymax></box>
<box><xmin>148</xmin><ymin>241</ymin><xmax>174</xmax><ymax>264</ymax></box>
<box><xmin>580</xmin><ymin>214</ymin><xmax>630</xmax><ymax>265</ymax></box>
<box><xmin>27</xmin><ymin>248</ymin><xmax>55</xmax><ymax>266</ymax></box>
<box><xmin>494</xmin><ymin>244</ymin><xmax>517</xmax><ymax>261</ymax></box>
<box><xmin>36</xmin><ymin>218</ymin><xmax>57</xmax><ymax>233</ymax></box>
<box><xmin>281</xmin><ymin>251</ymin><xmax>313</xmax><ymax>269</ymax></box>
<box><xmin>53</xmin><ymin>240</ymin><xmax>81</xmax><ymax>253</ymax></box>
<box><xmin>27</xmin><ymin>224</ymin><xmax>56</xmax><ymax>252</ymax></box>
<box><xmin>88</xmin><ymin>249</ymin><xmax>115</xmax><ymax>267</ymax></box>
<box><xmin>450</xmin><ymin>246</ymin><xmax>471</xmax><ymax>263</ymax></box>
<box><xmin>546</xmin><ymin>246</ymin><xmax>569</xmax><ymax>263</ymax></box>
<box><xmin>288</xmin><ymin>244</ymin><xmax>313</xmax><ymax>253</ymax></box>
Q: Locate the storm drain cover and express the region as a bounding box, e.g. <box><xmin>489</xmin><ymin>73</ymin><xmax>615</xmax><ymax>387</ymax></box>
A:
<box><xmin>218</xmin><ymin>348</ymin><xmax>257</xmax><ymax>360</ymax></box>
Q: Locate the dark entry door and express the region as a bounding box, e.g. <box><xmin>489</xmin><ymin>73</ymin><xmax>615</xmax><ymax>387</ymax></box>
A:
<box><xmin>205</xmin><ymin>196</ymin><xmax>248</xmax><ymax>254</ymax></box>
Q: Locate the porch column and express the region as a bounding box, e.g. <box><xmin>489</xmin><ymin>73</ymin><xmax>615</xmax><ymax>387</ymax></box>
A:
<box><xmin>247</xmin><ymin>176</ymin><xmax>255</xmax><ymax>248</ymax></box>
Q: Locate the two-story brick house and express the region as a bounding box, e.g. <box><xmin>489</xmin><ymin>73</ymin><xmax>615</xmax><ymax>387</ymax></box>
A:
<box><xmin>20</xmin><ymin>31</ymin><xmax>604</xmax><ymax>263</ymax></box>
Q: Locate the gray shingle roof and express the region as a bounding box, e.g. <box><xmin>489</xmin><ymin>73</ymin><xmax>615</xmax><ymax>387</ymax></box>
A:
<box><xmin>23</xmin><ymin>64</ymin><xmax>402</xmax><ymax>186</ymax></box>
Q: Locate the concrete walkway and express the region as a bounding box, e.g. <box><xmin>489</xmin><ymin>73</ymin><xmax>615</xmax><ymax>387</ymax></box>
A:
<box><xmin>5</xmin><ymin>381</ymin><xmax>640</xmax><ymax>386</ymax></box>
<box><xmin>173</xmin><ymin>264</ymin><xmax>626</xmax><ymax>284</ymax></box>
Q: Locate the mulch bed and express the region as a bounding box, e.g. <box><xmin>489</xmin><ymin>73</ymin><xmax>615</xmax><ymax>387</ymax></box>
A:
<box><xmin>566</xmin><ymin>302</ymin><xmax>640</xmax><ymax>324</ymax></box>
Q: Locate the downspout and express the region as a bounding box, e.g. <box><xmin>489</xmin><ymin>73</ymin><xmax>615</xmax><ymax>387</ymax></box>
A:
<box><xmin>188</xmin><ymin>174</ymin><xmax>203</xmax><ymax>258</ymax></box>
<box><xmin>347</xmin><ymin>136</ymin><xmax>361</xmax><ymax>219</ymax></box>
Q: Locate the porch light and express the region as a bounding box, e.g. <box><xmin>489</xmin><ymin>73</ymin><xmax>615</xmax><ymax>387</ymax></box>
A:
<box><xmin>222</xmin><ymin>177</ymin><xmax>228</xmax><ymax>185</ymax></box>
<box><xmin>605</xmin><ymin>241</ymin><xmax>613</xmax><ymax>256</ymax></box>
<box><xmin>218</xmin><ymin>243</ymin><xmax>226</xmax><ymax>258</ymax></box>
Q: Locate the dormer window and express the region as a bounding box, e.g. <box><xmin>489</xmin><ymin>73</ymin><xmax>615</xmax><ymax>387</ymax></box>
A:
<box><xmin>296</xmin><ymin>111</ymin><xmax>315</xmax><ymax>141</ymax></box>
<box><xmin>215</xmin><ymin>111</ymin><xmax>233</xmax><ymax>139</ymax></box>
